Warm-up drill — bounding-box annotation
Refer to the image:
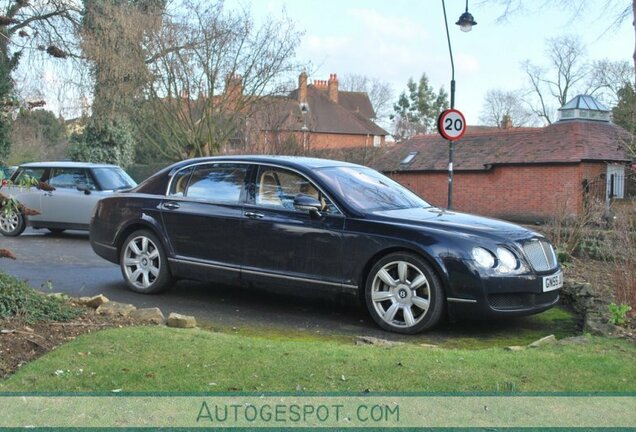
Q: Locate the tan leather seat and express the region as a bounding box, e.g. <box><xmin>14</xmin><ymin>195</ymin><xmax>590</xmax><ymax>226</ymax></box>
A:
<box><xmin>258</xmin><ymin>172</ymin><xmax>282</xmax><ymax>207</ymax></box>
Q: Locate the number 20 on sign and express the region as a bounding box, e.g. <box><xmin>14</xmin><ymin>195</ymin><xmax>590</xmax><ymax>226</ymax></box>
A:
<box><xmin>437</xmin><ymin>109</ymin><xmax>467</xmax><ymax>141</ymax></box>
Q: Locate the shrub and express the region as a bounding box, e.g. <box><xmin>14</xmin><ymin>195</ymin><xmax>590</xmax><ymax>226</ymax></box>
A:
<box><xmin>0</xmin><ymin>273</ymin><xmax>83</xmax><ymax>324</ymax></box>
<box><xmin>67</xmin><ymin>118</ymin><xmax>136</xmax><ymax>168</ymax></box>
<box><xmin>544</xmin><ymin>198</ymin><xmax>635</xmax><ymax>314</ymax></box>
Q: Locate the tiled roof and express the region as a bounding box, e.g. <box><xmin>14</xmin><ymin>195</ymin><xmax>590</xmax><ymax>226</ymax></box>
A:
<box><xmin>286</xmin><ymin>86</ymin><xmax>386</xmax><ymax>136</ymax></box>
<box><xmin>370</xmin><ymin>120</ymin><xmax>633</xmax><ymax>172</ymax></box>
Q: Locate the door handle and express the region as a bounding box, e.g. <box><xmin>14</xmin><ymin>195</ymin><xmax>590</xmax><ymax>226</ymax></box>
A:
<box><xmin>244</xmin><ymin>211</ymin><xmax>264</xmax><ymax>219</ymax></box>
<box><xmin>163</xmin><ymin>202</ymin><xmax>180</xmax><ymax>210</ymax></box>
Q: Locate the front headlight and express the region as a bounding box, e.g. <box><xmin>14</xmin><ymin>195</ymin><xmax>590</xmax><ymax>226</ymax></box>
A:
<box><xmin>471</xmin><ymin>246</ymin><xmax>524</xmax><ymax>274</ymax></box>
<box><xmin>496</xmin><ymin>247</ymin><xmax>519</xmax><ymax>273</ymax></box>
<box><xmin>472</xmin><ymin>247</ymin><xmax>496</xmax><ymax>269</ymax></box>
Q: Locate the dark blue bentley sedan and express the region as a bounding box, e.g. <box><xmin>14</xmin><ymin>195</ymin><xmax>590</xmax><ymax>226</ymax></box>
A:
<box><xmin>90</xmin><ymin>156</ymin><xmax>563</xmax><ymax>334</ymax></box>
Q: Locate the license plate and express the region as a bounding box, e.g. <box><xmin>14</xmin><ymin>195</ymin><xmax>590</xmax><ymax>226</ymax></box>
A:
<box><xmin>543</xmin><ymin>271</ymin><xmax>563</xmax><ymax>292</ymax></box>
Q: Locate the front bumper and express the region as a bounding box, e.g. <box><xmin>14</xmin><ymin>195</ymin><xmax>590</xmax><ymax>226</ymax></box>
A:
<box><xmin>443</xmin><ymin>257</ymin><xmax>562</xmax><ymax>320</ymax></box>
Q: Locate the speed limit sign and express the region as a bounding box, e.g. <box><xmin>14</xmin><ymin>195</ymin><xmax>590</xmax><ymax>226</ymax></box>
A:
<box><xmin>437</xmin><ymin>109</ymin><xmax>466</xmax><ymax>141</ymax></box>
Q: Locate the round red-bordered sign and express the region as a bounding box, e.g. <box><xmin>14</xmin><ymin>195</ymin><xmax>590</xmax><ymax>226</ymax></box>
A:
<box><xmin>437</xmin><ymin>109</ymin><xmax>467</xmax><ymax>141</ymax></box>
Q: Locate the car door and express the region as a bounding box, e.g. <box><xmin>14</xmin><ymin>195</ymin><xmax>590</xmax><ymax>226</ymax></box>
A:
<box><xmin>41</xmin><ymin>167</ymin><xmax>103</xmax><ymax>226</ymax></box>
<box><xmin>160</xmin><ymin>162</ymin><xmax>249</xmax><ymax>283</ymax></box>
<box><xmin>241</xmin><ymin>165</ymin><xmax>346</xmax><ymax>290</ymax></box>
<box><xmin>5</xmin><ymin>167</ymin><xmax>48</xmax><ymax>221</ymax></box>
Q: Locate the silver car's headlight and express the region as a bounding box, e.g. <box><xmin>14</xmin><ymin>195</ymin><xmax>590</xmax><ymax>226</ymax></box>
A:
<box><xmin>472</xmin><ymin>247</ymin><xmax>496</xmax><ymax>269</ymax></box>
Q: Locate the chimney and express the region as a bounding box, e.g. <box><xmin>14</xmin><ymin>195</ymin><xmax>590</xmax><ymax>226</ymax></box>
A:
<box><xmin>298</xmin><ymin>72</ymin><xmax>307</xmax><ymax>104</ymax></box>
<box><xmin>226</xmin><ymin>74</ymin><xmax>243</xmax><ymax>102</ymax></box>
<box><xmin>500</xmin><ymin>114</ymin><xmax>513</xmax><ymax>130</ymax></box>
<box><xmin>328</xmin><ymin>73</ymin><xmax>338</xmax><ymax>104</ymax></box>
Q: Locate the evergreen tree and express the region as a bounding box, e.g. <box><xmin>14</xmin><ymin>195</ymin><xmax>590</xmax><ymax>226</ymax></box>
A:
<box><xmin>612</xmin><ymin>83</ymin><xmax>636</xmax><ymax>158</ymax></box>
<box><xmin>391</xmin><ymin>73</ymin><xmax>448</xmax><ymax>141</ymax></box>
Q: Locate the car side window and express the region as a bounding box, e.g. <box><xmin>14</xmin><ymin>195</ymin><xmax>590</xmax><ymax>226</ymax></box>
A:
<box><xmin>13</xmin><ymin>168</ymin><xmax>46</xmax><ymax>184</ymax></box>
<box><xmin>185</xmin><ymin>164</ymin><xmax>247</xmax><ymax>204</ymax></box>
<box><xmin>49</xmin><ymin>168</ymin><xmax>96</xmax><ymax>190</ymax></box>
<box><xmin>255</xmin><ymin>167</ymin><xmax>339</xmax><ymax>214</ymax></box>
<box><xmin>168</xmin><ymin>167</ymin><xmax>193</xmax><ymax>197</ymax></box>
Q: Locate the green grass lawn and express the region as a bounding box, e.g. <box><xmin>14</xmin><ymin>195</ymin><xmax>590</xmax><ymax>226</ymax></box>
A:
<box><xmin>2</xmin><ymin>326</ymin><xmax>634</xmax><ymax>393</ymax></box>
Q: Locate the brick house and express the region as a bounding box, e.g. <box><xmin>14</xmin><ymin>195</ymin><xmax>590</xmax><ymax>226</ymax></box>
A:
<box><xmin>234</xmin><ymin>73</ymin><xmax>388</xmax><ymax>153</ymax></box>
<box><xmin>370</xmin><ymin>95</ymin><xmax>633</xmax><ymax>222</ymax></box>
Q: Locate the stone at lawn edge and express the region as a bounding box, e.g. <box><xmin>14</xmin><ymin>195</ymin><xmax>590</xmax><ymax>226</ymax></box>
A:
<box><xmin>167</xmin><ymin>313</ymin><xmax>196</xmax><ymax>328</ymax></box>
<box><xmin>584</xmin><ymin>315</ymin><xmax>625</xmax><ymax>337</ymax></box>
<box><xmin>96</xmin><ymin>301</ymin><xmax>136</xmax><ymax>317</ymax></box>
<box><xmin>354</xmin><ymin>336</ymin><xmax>404</xmax><ymax>347</ymax></box>
<box><xmin>528</xmin><ymin>335</ymin><xmax>557</xmax><ymax>348</ymax></box>
<box><xmin>77</xmin><ymin>294</ymin><xmax>109</xmax><ymax>308</ymax></box>
<box><xmin>130</xmin><ymin>307</ymin><xmax>165</xmax><ymax>324</ymax></box>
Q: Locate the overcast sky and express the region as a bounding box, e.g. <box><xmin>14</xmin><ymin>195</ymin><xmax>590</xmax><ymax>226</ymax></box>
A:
<box><xmin>246</xmin><ymin>0</ymin><xmax>633</xmax><ymax>126</ymax></box>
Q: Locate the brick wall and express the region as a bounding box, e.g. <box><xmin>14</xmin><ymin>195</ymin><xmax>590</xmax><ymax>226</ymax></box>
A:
<box><xmin>390</xmin><ymin>163</ymin><xmax>607</xmax><ymax>222</ymax></box>
<box><xmin>309</xmin><ymin>133</ymin><xmax>384</xmax><ymax>150</ymax></box>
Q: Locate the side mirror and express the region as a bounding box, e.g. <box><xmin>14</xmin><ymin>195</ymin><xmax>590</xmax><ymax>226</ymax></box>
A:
<box><xmin>77</xmin><ymin>183</ymin><xmax>91</xmax><ymax>195</ymax></box>
<box><xmin>293</xmin><ymin>194</ymin><xmax>322</xmax><ymax>216</ymax></box>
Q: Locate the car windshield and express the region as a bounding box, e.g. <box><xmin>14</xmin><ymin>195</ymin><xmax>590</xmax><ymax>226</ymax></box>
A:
<box><xmin>315</xmin><ymin>166</ymin><xmax>430</xmax><ymax>212</ymax></box>
<box><xmin>92</xmin><ymin>167</ymin><xmax>137</xmax><ymax>190</ymax></box>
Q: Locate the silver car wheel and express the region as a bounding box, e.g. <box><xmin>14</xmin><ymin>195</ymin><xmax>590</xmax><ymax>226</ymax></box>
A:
<box><xmin>123</xmin><ymin>235</ymin><xmax>161</xmax><ymax>290</ymax></box>
<box><xmin>370</xmin><ymin>260</ymin><xmax>431</xmax><ymax>329</ymax></box>
<box><xmin>0</xmin><ymin>209</ymin><xmax>19</xmax><ymax>232</ymax></box>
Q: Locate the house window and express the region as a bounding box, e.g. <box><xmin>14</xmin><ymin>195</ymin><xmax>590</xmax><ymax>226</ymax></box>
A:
<box><xmin>400</xmin><ymin>151</ymin><xmax>418</xmax><ymax>165</ymax></box>
<box><xmin>606</xmin><ymin>165</ymin><xmax>625</xmax><ymax>199</ymax></box>
<box><xmin>373</xmin><ymin>135</ymin><xmax>381</xmax><ymax>147</ymax></box>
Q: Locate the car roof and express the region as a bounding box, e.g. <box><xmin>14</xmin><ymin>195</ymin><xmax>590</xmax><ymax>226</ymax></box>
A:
<box><xmin>18</xmin><ymin>161</ymin><xmax>119</xmax><ymax>169</ymax></box>
<box><xmin>170</xmin><ymin>155</ymin><xmax>363</xmax><ymax>171</ymax></box>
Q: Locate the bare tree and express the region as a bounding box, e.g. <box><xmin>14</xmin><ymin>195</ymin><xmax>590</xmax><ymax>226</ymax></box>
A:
<box><xmin>0</xmin><ymin>0</ymin><xmax>80</xmax><ymax>161</ymax></box>
<box><xmin>492</xmin><ymin>0</ymin><xmax>635</xmax><ymax>85</ymax></box>
<box><xmin>521</xmin><ymin>35</ymin><xmax>589</xmax><ymax>124</ymax></box>
<box><xmin>479</xmin><ymin>89</ymin><xmax>534</xmax><ymax>127</ymax></box>
<box><xmin>137</xmin><ymin>0</ymin><xmax>302</xmax><ymax>161</ymax></box>
<box><xmin>588</xmin><ymin>59</ymin><xmax>635</xmax><ymax>105</ymax></box>
<box><xmin>339</xmin><ymin>74</ymin><xmax>393</xmax><ymax>122</ymax></box>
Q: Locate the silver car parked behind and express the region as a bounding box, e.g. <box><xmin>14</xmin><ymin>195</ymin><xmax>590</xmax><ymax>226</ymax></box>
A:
<box><xmin>0</xmin><ymin>161</ymin><xmax>137</xmax><ymax>236</ymax></box>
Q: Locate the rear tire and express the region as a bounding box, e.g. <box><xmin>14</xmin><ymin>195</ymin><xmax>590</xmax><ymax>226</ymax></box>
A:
<box><xmin>0</xmin><ymin>208</ymin><xmax>26</xmax><ymax>237</ymax></box>
<box><xmin>120</xmin><ymin>230</ymin><xmax>172</xmax><ymax>294</ymax></box>
<box><xmin>365</xmin><ymin>252</ymin><xmax>444</xmax><ymax>334</ymax></box>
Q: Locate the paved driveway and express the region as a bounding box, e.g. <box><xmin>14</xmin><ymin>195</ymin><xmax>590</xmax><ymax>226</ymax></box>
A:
<box><xmin>0</xmin><ymin>229</ymin><xmax>574</xmax><ymax>344</ymax></box>
<box><xmin>0</xmin><ymin>229</ymin><xmax>393</xmax><ymax>338</ymax></box>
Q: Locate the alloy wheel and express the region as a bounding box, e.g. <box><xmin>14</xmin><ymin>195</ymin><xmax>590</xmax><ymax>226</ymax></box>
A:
<box><xmin>0</xmin><ymin>209</ymin><xmax>19</xmax><ymax>233</ymax></box>
<box><xmin>123</xmin><ymin>235</ymin><xmax>161</xmax><ymax>290</ymax></box>
<box><xmin>370</xmin><ymin>260</ymin><xmax>431</xmax><ymax>329</ymax></box>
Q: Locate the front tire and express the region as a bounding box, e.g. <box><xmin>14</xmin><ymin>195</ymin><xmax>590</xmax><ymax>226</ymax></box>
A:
<box><xmin>120</xmin><ymin>230</ymin><xmax>172</xmax><ymax>294</ymax></box>
<box><xmin>0</xmin><ymin>208</ymin><xmax>26</xmax><ymax>237</ymax></box>
<box><xmin>365</xmin><ymin>252</ymin><xmax>444</xmax><ymax>334</ymax></box>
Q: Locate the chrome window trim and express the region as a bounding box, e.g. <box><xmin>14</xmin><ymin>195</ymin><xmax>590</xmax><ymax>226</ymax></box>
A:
<box><xmin>165</xmin><ymin>160</ymin><xmax>345</xmax><ymax>215</ymax></box>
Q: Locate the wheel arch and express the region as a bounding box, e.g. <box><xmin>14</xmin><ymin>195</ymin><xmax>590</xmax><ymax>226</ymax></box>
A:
<box><xmin>114</xmin><ymin>219</ymin><xmax>169</xmax><ymax>259</ymax></box>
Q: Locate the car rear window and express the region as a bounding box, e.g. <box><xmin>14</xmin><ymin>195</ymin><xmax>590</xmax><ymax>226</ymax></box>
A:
<box><xmin>12</xmin><ymin>167</ymin><xmax>46</xmax><ymax>184</ymax></box>
<box><xmin>186</xmin><ymin>164</ymin><xmax>248</xmax><ymax>204</ymax></box>
<box><xmin>92</xmin><ymin>167</ymin><xmax>137</xmax><ymax>191</ymax></box>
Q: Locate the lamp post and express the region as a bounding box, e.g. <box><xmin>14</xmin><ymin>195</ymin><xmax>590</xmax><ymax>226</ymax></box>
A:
<box><xmin>441</xmin><ymin>0</ymin><xmax>476</xmax><ymax>209</ymax></box>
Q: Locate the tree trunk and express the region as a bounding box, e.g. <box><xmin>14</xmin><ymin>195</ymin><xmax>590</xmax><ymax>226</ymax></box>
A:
<box><xmin>633</xmin><ymin>0</ymin><xmax>636</xmax><ymax>85</ymax></box>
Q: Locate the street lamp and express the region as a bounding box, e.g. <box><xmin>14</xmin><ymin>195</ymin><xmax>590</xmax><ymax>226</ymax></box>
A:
<box><xmin>456</xmin><ymin>0</ymin><xmax>477</xmax><ymax>32</ymax></box>
<box><xmin>441</xmin><ymin>0</ymin><xmax>476</xmax><ymax>209</ymax></box>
